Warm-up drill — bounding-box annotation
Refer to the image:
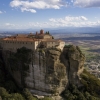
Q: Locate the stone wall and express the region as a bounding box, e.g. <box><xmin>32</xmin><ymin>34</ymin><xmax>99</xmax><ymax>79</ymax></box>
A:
<box><xmin>0</xmin><ymin>40</ymin><xmax>37</xmax><ymax>52</ymax></box>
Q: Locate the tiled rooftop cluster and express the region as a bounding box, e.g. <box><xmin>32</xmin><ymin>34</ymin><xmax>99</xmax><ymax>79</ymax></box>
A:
<box><xmin>0</xmin><ymin>30</ymin><xmax>65</xmax><ymax>51</ymax></box>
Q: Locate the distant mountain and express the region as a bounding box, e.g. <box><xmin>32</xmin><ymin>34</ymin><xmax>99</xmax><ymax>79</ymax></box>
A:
<box><xmin>0</xmin><ymin>27</ymin><xmax>100</xmax><ymax>37</ymax></box>
<box><xmin>49</xmin><ymin>27</ymin><xmax>100</xmax><ymax>34</ymax></box>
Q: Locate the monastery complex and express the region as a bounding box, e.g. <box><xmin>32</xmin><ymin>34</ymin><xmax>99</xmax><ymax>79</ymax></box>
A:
<box><xmin>0</xmin><ymin>30</ymin><xmax>65</xmax><ymax>52</ymax></box>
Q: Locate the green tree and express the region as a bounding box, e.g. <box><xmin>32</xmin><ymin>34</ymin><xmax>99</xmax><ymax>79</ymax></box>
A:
<box><xmin>23</xmin><ymin>88</ymin><xmax>37</xmax><ymax>100</ymax></box>
<box><xmin>40</xmin><ymin>96</ymin><xmax>52</xmax><ymax>100</ymax></box>
<box><xmin>0</xmin><ymin>87</ymin><xmax>25</xmax><ymax>100</ymax></box>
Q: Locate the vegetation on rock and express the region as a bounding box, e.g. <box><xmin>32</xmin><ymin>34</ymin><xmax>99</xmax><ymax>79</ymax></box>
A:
<box><xmin>80</xmin><ymin>69</ymin><xmax>100</xmax><ymax>97</ymax></box>
<box><xmin>8</xmin><ymin>47</ymin><xmax>32</xmax><ymax>87</ymax></box>
<box><xmin>62</xmin><ymin>69</ymin><xmax>100</xmax><ymax>100</ymax></box>
<box><xmin>8</xmin><ymin>47</ymin><xmax>32</xmax><ymax>71</ymax></box>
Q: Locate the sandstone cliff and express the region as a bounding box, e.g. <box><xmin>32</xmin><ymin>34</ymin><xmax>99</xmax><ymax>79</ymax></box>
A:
<box><xmin>1</xmin><ymin>45</ymin><xmax>85</xmax><ymax>97</ymax></box>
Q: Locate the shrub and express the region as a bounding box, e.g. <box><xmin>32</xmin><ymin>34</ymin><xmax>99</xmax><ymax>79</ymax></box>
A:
<box><xmin>39</xmin><ymin>96</ymin><xmax>52</xmax><ymax>100</ymax></box>
<box><xmin>80</xmin><ymin>69</ymin><xmax>100</xmax><ymax>96</ymax></box>
<box><xmin>0</xmin><ymin>87</ymin><xmax>25</xmax><ymax>100</ymax></box>
<box><xmin>23</xmin><ymin>88</ymin><xmax>37</xmax><ymax>100</ymax></box>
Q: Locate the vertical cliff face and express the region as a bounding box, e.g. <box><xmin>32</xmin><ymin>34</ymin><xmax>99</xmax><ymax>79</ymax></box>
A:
<box><xmin>45</xmin><ymin>48</ymin><xmax>68</xmax><ymax>95</ymax></box>
<box><xmin>24</xmin><ymin>48</ymin><xmax>68</xmax><ymax>95</ymax></box>
<box><xmin>61</xmin><ymin>45</ymin><xmax>85</xmax><ymax>86</ymax></box>
<box><xmin>1</xmin><ymin>45</ymin><xmax>85</xmax><ymax>96</ymax></box>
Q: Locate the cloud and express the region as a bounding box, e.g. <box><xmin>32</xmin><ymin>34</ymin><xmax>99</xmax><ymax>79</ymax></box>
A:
<box><xmin>5</xmin><ymin>23</ymin><xmax>15</xmax><ymax>27</ymax></box>
<box><xmin>49</xmin><ymin>16</ymin><xmax>88</xmax><ymax>23</ymax></box>
<box><xmin>65</xmin><ymin>16</ymin><xmax>88</xmax><ymax>21</ymax></box>
<box><xmin>28</xmin><ymin>16</ymin><xmax>100</xmax><ymax>28</ymax></box>
<box><xmin>3</xmin><ymin>16</ymin><xmax>100</xmax><ymax>29</ymax></box>
<box><xmin>0</xmin><ymin>10</ymin><xmax>6</xmax><ymax>14</ymax></box>
<box><xmin>10</xmin><ymin>0</ymin><xmax>67</xmax><ymax>13</ymax></box>
<box><xmin>73</xmin><ymin>0</ymin><xmax>100</xmax><ymax>7</ymax></box>
<box><xmin>48</xmin><ymin>16</ymin><xmax>100</xmax><ymax>27</ymax></box>
<box><xmin>0</xmin><ymin>11</ymin><xmax>3</xmax><ymax>14</ymax></box>
<box><xmin>9</xmin><ymin>0</ymin><xmax>100</xmax><ymax>12</ymax></box>
<box><xmin>21</xmin><ymin>7</ymin><xmax>36</xmax><ymax>13</ymax></box>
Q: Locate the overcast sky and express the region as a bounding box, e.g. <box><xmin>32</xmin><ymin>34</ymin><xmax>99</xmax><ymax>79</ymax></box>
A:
<box><xmin>0</xmin><ymin>0</ymin><xmax>100</xmax><ymax>30</ymax></box>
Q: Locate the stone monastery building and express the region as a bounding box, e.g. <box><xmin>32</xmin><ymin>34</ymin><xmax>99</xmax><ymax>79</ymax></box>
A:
<box><xmin>0</xmin><ymin>30</ymin><xmax>65</xmax><ymax>52</ymax></box>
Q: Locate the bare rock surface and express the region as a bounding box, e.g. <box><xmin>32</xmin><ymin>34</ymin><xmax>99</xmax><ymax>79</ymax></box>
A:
<box><xmin>1</xmin><ymin>46</ymin><xmax>85</xmax><ymax>99</ymax></box>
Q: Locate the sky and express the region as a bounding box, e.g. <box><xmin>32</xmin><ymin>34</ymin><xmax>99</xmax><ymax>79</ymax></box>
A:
<box><xmin>0</xmin><ymin>0</ymin><xmax>100</xmax><ymax>30</ymax></box>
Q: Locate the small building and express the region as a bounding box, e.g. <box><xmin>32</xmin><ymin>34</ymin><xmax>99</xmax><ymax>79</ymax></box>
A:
<box><xmin>40</xmin><ymin>39</ymin><xmax>65</xmax><ymax>50</ymax></box>
<box><xmin>35</xmin><ymin>30</ymin><xmax>53</xmax><ymax>39</ymax></box>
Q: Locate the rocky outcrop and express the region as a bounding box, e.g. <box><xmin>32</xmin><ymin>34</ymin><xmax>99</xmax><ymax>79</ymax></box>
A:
<box><xmin>45</xmin><ymin>48</ymin><xmax>68</xmax><ymax>95</ymax></box>
<box><xmin>1</xmin><ymin>45</ymin><xmax>85</xmax><ymax>97</ymax></box>
<box><xmin>61</xmin><ymin>45</ymin><xmax>85</xmax><ymax>86</ymax></box>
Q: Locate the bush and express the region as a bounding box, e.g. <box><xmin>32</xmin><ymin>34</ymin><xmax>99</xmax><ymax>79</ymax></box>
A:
<box><xmin>0</xmin><ymin>87</ymin><xmax>25</xmax><ymax>100</ymax></box>
<box><xmin>62</xmin><ymin>82</ymin><xmax>100</xmax><ymax>100</ymax></box>
<box><xmin>11</xmin><ymin>93</ymin><xmax>25</xmax><ymax>100</ymax></box>
<box><xmin>23</xmin><ymin>88</ymin><xmax>37</xmax><ymax>100</ymax></box>
<box><xmin>39</xmin><ymin>96</ymin><xmax>52</xmax><ymax>100</ymax></box>
<box><xmin>80</xmin><ymin>69</ymin><xmax>100</xmax><ymax>96</ymax></box>
<box><xmin>0</xmin><ymin>87</ymin><xmax>10</xmax><ymax>99</ymax></box>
